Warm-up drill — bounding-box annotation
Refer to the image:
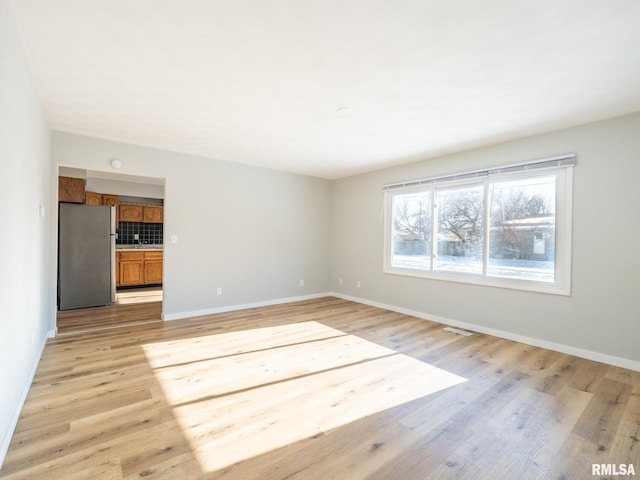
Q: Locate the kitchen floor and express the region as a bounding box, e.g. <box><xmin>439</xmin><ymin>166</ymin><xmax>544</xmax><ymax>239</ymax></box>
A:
<box><xmin>56</xmin><ymin>287</ymin><xmax>162</xmax><ymax>335</ymax></box>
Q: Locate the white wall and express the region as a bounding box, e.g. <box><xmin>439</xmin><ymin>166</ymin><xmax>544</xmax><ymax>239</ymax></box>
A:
<box><xmin>51</xmin><ymin>131</ymin><xmax>331</xmax><ymax>319</ymax></box>
<box><xmin>0</xmin><ymin>0</ymin><xmax>52</xmax><ymax>464</ymax></box>
<box><xmin>58</xmin><ymin>166</ymin><xmax>165</xmax><ymax>199</ymax></box>
<box><xmin>331</xmin><ymin>112</ymin><xmax>640</xmax><ymax>367</ymax></box>
<box><xmin>3</xmin><ymin>0</ymin><xmax>639</xmax><ymax>467</ymax></box>
<box><xmin>85</xmin><ymin>177</ymin><xmax>165</xmax><ymax>200</ymax></box>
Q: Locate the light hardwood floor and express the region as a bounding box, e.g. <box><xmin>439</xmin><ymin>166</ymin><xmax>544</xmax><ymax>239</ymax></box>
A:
<box><xmin>3</xmin><ymin>297</ymin><xmax>639</xmax><ymax>479</ymax></box>
<box><xmin>56</xmin><ymin>287</ymin><xmax>163</xmax><ymax>335</ymax></box>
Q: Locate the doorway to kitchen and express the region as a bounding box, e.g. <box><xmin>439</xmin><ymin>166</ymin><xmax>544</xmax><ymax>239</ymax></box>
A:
<box><xmin>57</xmin><ymin>287</ymin><xmax>162</xmax><ymax>335</ymax></box>
<box><xmin>57</xmin><ymin>167</ymin><xmax>166</xmax><ymax>335</ymax></box>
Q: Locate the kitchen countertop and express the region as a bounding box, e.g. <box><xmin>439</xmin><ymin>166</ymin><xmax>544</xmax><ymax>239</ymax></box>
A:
<box><xmin>116</xmin><ymin>245</ymin><xmax>164</xmax><ymax>251</ymax></box>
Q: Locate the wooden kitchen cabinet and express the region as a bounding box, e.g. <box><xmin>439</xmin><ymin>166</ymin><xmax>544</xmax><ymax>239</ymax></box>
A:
<box><xmin>117</xmin><ymin>203</ymin><xmax>163</xmax><ymax>223</ymax></box>
<box><xmin>118</xmin><ymin>204</ymin><xmax>143</xmax><ymax>222</ymax></box>
<box><xmin>85</xmin><ymin>191</ymin><xmax>102</xmax><ymax>205</ymax></box>
<box><xmin>87</xmin><ymin>192</ymin><xmax>120</xmax><ymax>218</ymax></box>
<box><xmin>143</xmin><ymin>251</ymin><xmax>163</xmax><ymax>284</ymax></box>
<box><xmin>143</xmin><ymin>205</ymin><xmax>163</xmax><ymax>223</ymax></box>
<box><xmin>117</xmin><ymin>251</ymin><xmax>144</xmax><ymax>286</ymax></box>
<box><xmin>58</xmin><ymin>176</ymin><xmax>86</xmax><ymax>203</ymax></box>
<box><xmin>102</xmin><ymin>194</ymin><xmax>119</xmax><ymax>220</ymax></box>
<box><xmin>116</xmin><ymin>250</ymin><xmax>163</xmax><ymax>286</ymax></box>
<box><xmin>102</xmin><ymin>194</ymin><xmax>119</xmax><ymax>207</ymax></box>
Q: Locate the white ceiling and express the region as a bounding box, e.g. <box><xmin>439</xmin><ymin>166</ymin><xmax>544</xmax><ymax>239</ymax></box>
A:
<box><xmin>11</xmin><ymin>0</ymin><xmax>640</xmax><ymax>179</ymax></box>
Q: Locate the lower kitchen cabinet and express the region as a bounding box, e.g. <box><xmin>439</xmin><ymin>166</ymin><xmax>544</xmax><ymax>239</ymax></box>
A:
<box><xmin>116</xmin><ymin>250</ymin><xmax>163</xmax><ymax>286</ymax></box>
<box><xmin>117</xmin><ymin>251</ymin><xmax>144</xmax><ymax>286</ymax></box>
<box><xmin>143</xmin><ymin>251</ymin><xmax>163</xmax><ymax>284</ymax></box>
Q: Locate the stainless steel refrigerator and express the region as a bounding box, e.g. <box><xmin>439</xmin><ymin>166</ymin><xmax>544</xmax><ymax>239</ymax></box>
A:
<box><xmin>58</xmin><ymin>203</ymin><xmax>116</xmax><ymax>310</ymax></box>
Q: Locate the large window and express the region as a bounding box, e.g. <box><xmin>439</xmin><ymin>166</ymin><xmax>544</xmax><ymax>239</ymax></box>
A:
<box><xmin>384</xmin><ymin>156</ymin><xmax>574</xmax><ymax>295</ymax></box>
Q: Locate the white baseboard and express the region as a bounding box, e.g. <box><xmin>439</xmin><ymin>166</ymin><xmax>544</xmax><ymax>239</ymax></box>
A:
<box><xmin>162</xmin><ymin>292</ymin><xmax>332</xmax><ymax>321</ymax></box>
<box><xmin>1</xmin><ymin>331</ymin><xmax>51</xmax><ymax>467</ymax></box>
<box><xmin>330</xmin><ymin>292</ymin><xmax>640</xmax><ymax>372</ymax></box>
<box><xmin>155</xmin><ymin>290</ymin><xmax>639</xmax><ymax>372</ymax></box>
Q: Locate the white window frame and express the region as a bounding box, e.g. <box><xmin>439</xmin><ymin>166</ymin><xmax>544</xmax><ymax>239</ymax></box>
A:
<box><xmin>383</xmin><ymin>157</ymin><xmax>574</xmax><ymax>295</ymax></box>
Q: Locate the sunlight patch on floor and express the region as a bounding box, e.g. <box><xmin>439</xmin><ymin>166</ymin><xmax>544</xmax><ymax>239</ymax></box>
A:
<box><xmin>116</xmin><ymin>287</ymin><xmax>163</xmax><ymax>305</ymax></box>
<box><xmin>143</xmin><ymin>320</ymin><xmax>467</xmax><ymax>473</ymax></box>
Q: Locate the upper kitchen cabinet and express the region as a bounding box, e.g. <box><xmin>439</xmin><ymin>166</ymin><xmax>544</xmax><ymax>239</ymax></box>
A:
<box><xmin>58</xmin><ymin>176</ymin><xmax>86</xmax><ymax>203</ymax></box>
<box><xmin>119</xmin><ymin>203</ymin><xmax>163</xmax><ymax>223</ymax></box>
<box><xmin>85</xmin><ymin>191</ymin><xmax>102</xmax><ymax>205</ymax></box>
<box><xmin>87</xmin><ymin>192</ymin><xmax>120</xmax><ymax>206</ymax></box>
<box><xmin>119</xmin><ymin>204</ymin><xmax>143</xmax><ymax>222</ymax></box>
<box><xmin>87</xmin><ymin>192</ymin><xmax>120</xmax><ymax>219</ymax></box>
<box><xmin>102</xmin><ymin>194</ymin><xmax>119</xmax><ymax>207</ymax></box>
<box><xmin>143</xmin><ymin>205</ymin><xmax>163</xmax><ymax>223</ymax></box>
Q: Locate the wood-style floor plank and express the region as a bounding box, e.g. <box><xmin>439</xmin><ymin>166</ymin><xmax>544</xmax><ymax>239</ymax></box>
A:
<box><xmin>2</xmin><ymin>296</ymin><xmax>639</xmax><ymax>479</ymax></box>
<box><xmin>56</xmin><ymin>287</ymin><xmax>163</xmax><ymax>335</ymax></box>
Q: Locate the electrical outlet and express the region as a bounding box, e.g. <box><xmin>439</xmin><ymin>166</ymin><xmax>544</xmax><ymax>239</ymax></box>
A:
<box><xmin>217</xmin><ymin>288</ymin><xmax>223</xmax><ymax>295</ymax></box>
<box><xmin>338</xmin><ymin>277</ymin><xmax>343</xmax><ymax>285</ymax></box>
<box><xmin>356</xmin><ymin>280</ymin><xmax>361</xmax><ymax>288</ymax></box>
<box><xmin>299</xmin><ymin>279</ymin><xmax>304</xmax><ymax>287</ymax></box>
<box><xmin>134</xmin><ymin>233</ymin><xmax>139</xmax><ymax>240</ymax></box>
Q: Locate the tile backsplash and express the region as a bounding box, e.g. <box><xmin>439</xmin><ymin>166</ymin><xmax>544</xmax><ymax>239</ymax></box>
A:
<box><xmin>117</xmin><ymin>221</ymin><xmax>163</xmax><ymax>245</ymax></box>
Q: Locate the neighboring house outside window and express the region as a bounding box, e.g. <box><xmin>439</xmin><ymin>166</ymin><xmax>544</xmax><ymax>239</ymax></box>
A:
<box><xmin>383</xmin><ymin>155</ymin><xmax>574</xmax><ymax>295</ymax></box>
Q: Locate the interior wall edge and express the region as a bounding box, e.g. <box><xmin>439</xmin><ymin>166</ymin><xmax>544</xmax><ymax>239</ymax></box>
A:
<box><xmin>0</xmin><ymin>333</ymin><xmax>49</xmax><ymax>467</ymax></box>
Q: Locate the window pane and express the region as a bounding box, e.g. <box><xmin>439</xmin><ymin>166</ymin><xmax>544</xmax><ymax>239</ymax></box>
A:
<box><xmin>391</xmin><ymin>192</ymin><xmax>432</xmax><ymax>270</ymax></box>
<box><xmin>436</xmin><ymin>185</ymin><xmax>483</xmax><ymax>274</ymax></box>
<box><xmin>488</xmin><ymin>175</ymin><xmax>556</xmax><ymax>282</ymax></box>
